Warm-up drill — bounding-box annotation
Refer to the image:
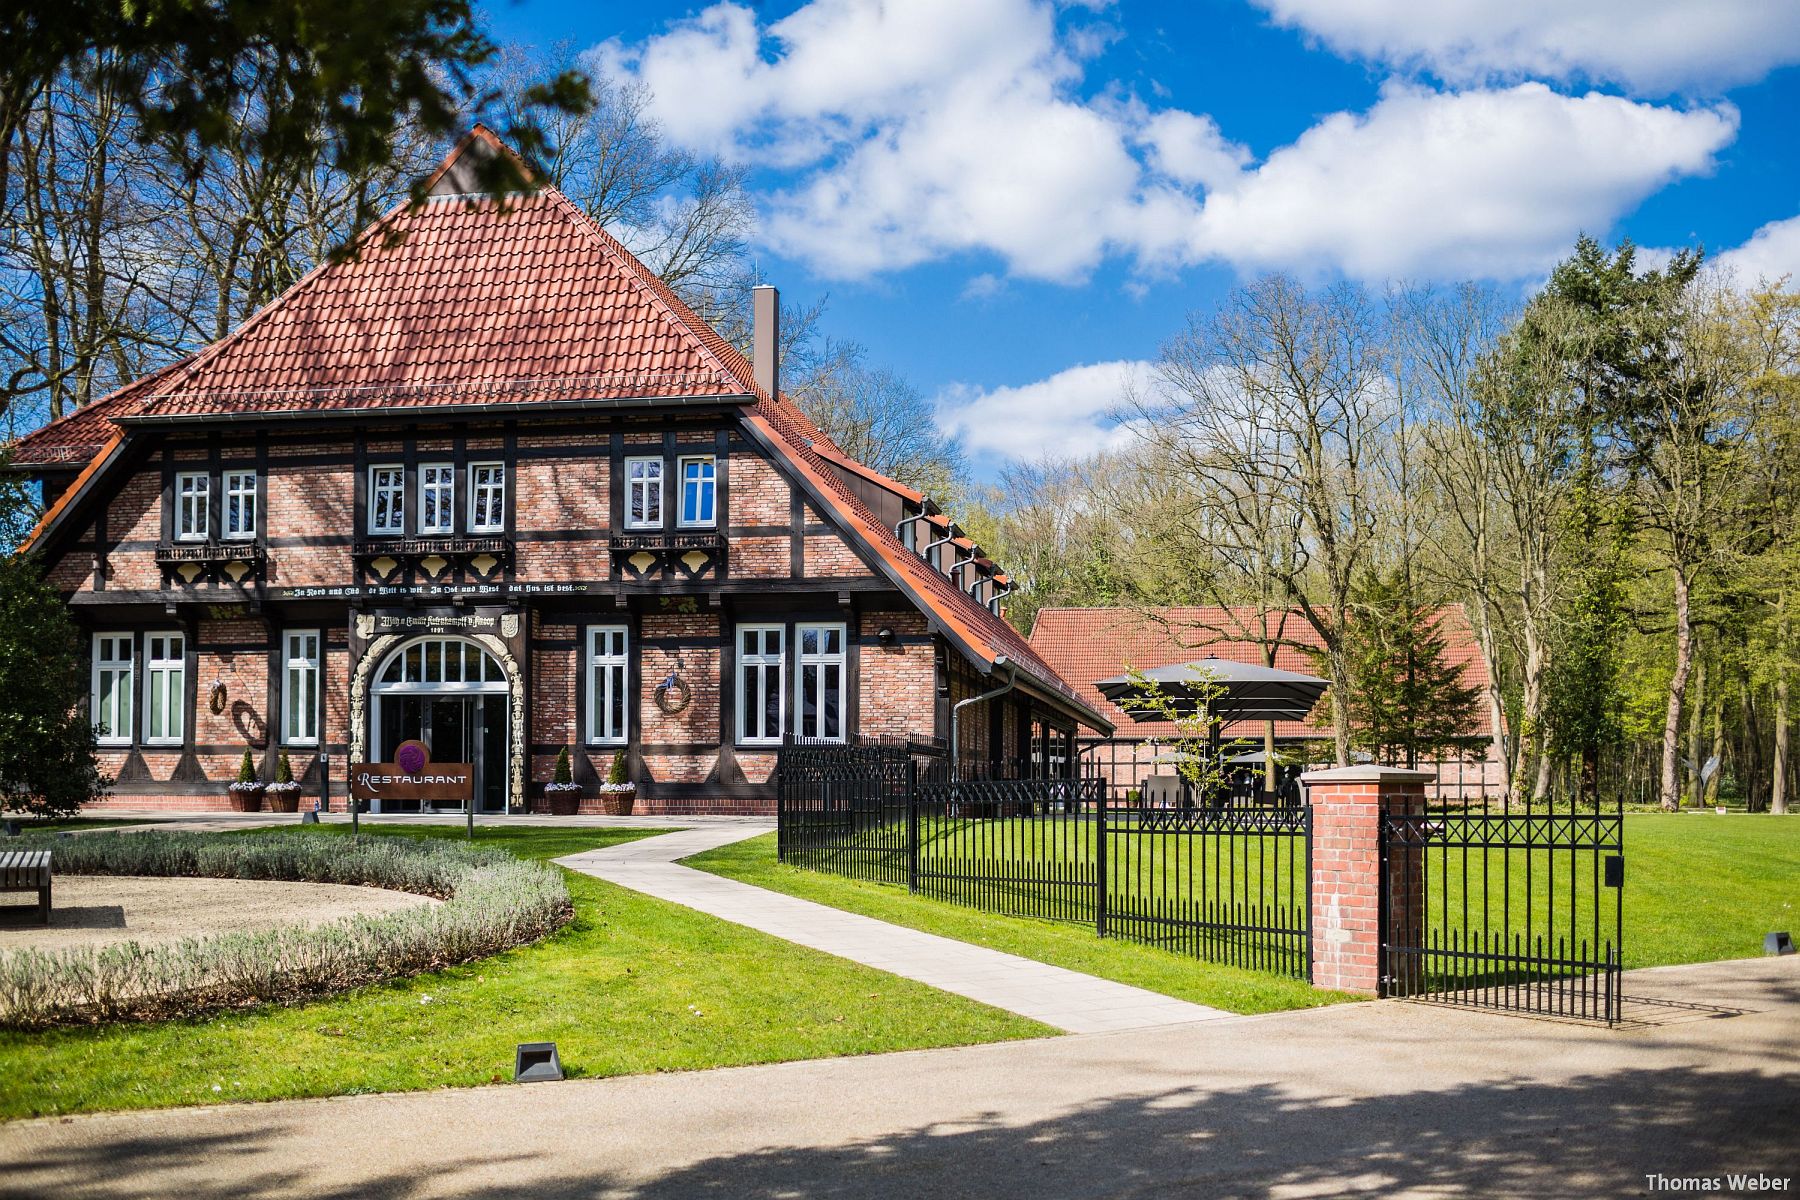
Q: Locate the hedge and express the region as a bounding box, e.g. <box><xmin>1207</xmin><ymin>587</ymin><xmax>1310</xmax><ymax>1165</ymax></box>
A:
<box><xmin>0</xmin><ymin>831</ymin><xmax>572</xmax><ymax>1029</ymax></box>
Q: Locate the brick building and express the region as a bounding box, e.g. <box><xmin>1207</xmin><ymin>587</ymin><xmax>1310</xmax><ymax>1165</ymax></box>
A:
<box><xmin>10</xmin><ymin>128</ymin><xmax>1107</xmax><ymax>815</ymax></box>
<box><xmin>1027</xmin><ymin>606</ymin><xmax>1505</xmax><ymax>798</ymax></box>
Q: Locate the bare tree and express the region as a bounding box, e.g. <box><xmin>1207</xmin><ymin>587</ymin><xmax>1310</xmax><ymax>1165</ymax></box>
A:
<box><xmin>1413</xmin><ymin>290</ymin><xmax>1588</xmax><ymax>801</ymax></box>
<box><xmin>1147</xmin><ymin>276</ymin><xmax>1393</xmax><ymax>765</ymax></box>
<box><xmin>1390</xmin><ymin>282</ymin><xmax>1519</xmax><ymax>791</ymax></box>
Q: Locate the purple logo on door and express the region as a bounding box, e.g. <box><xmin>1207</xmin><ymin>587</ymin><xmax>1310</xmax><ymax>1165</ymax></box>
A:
<box><xmin>396</xmin><ymin>741</ymin><xmax>428</xmax><ymax>776</ymax></box>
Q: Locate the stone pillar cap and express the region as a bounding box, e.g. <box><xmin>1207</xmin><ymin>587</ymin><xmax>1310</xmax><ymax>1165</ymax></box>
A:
<box><xmin>1300</xmin><ymin>765</ymin><xmax>1437</xmax><ymax>784</ymax></box>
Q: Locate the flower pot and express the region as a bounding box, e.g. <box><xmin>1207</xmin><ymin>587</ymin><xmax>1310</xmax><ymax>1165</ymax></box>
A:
<box><xmin>545</xmin><ymin>786</ymin><xmax>582</xmax><ymax>816</ymax></box>
<box><xmin>265</xmin><ymin>785</ymin><xmax>302</xmax><ymax>813</ymax></box>
<box><xmin>601</xmin><ymin>787</ymin><xmax>636</xmax><ymax>817</ymax></box>
<box><xmin>228</xmin><ymin>784</ymin><xmax>265</xmax><ymax>813</ymax></box>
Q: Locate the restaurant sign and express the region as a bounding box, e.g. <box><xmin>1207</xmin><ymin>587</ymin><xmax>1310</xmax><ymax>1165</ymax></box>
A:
<box><xmin>349</xmin><ymin>740</ymin><xmax>473</xmax><ymax>804</ymax></box>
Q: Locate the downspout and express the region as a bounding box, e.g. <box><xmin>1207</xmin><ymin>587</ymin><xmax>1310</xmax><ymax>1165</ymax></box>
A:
<box><xmin>921</xmin><ymin>529</ymin><xmax>957</xmax><ymax>568</ymax></box>
<box><xmin>895</xmin><ymin>512</ymin><xmax>933</xmax><ymax>550</ymax></box>
<box><xmin>951</xmin><ymin>656</ymin><xmax>1017</xmax><ymax>781</ymax></box>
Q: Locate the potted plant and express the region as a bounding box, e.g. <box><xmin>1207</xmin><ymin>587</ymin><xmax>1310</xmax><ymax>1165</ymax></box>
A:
<box><xmin>599</xmin><ymin>750</ymin><xmax>636</xmax><ymax>817</ymax></box>
<box><xmin>544</xmin><ymin>746</ymin><xmax>583</xmax><ymax>816</ymax></box>
<box><xmin>265</xmin><ymin>750</ymin><xmax>304</xmax><ymax>813</ymax></box>
<box><xmin>227</xmin><ymin>748</ymin><xmax>265</xmax><ymax>812</ymax></box>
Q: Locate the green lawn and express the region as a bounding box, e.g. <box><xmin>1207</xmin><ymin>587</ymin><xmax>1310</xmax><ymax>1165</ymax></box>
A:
<box><xmin>688</xmin><ymin>832</ymin><xmax>1359</xmax><ymax>1015</ymax></box>
<box><xmin>703</xmin><ymin>815</ymin><xmax>1797</xmax><ymax>996</ymax></box>
<box><xmin>1623</xmin><ymin>813</ymin><xmax>1798</xmax><ymax>967</ymax></box>
<box><xmin>0</xmin><ymin>825</ymin><xmax>1047</xmax><ymax>1121</ymax></box>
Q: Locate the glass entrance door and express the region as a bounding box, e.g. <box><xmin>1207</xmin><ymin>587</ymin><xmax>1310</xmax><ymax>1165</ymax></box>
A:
<box><xmin>370</xmin><ymin>636</ymin><xmax>512</xmax><ymax>813</ymax></box>
<box><xmin>374</xmin><ymin>695</ymin><xmax>506</xmax><ymax>813</ymax></box>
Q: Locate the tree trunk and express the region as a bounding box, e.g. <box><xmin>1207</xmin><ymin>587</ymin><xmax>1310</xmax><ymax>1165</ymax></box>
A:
<box><xmin>1775</xmin><ymin>671</ymin><xmax>1790</xmax><ymax>816</ymax></box>
<box><xmin>1519</xmin><ymin>622</ymin><xmax>1549</xmax><ymax>804</ymax></box>
<box><xmin>1686</xmin><ymin>651</ymin><xmax>1708</xmax><ymax>809</ymax></box>
<box><xmin>1703</xmin><ymin>693</ymin><xmax>1724</xmax><ymax>807</ymax></box>
<box><xmin>1658</xmin><ymin>570</ymin><xmax>1694</xmax><ymax>812</ymax></box>
<box><xmin>1776</xmin><ymin>603</ymin><xmax>1791</xmax><ymax>817</ymax></box>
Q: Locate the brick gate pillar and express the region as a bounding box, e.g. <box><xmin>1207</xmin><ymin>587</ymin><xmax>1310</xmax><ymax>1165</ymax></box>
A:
<box><xmin>1300</xmin><ymin>766</ymin><xmax>1434</xmax><ymax>996</ymax></box>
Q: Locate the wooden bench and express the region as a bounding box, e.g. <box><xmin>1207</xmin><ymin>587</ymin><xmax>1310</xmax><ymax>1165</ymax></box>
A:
<box><xmin>0</xmin><ymin>850</ymin><xmax>51</xmax><ymax>924</ymax></box>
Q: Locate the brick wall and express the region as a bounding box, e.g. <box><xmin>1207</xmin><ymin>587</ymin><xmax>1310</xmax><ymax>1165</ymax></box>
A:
<box><xmin>858</xmin><ymin>611</ymin><xmax>934</xmax><ymax>743</ymax></box>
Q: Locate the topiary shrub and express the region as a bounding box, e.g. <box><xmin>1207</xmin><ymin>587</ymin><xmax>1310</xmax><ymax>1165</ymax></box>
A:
<box><xmin>544</xmin><ymin>746</ymin><xmax>582</xmax><ymax>814</ymax></box>
<box><xmin>265</xmin><ymin>750</ymin><xmax>302</xmax><ymax>811</ymax></box>
<box><xmin>0</xmin><ymin>831</ymin><xmax>572</xmax><ymax>1029</ymax></box>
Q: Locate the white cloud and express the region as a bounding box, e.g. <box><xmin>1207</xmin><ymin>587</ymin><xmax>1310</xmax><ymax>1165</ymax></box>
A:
<box><xmin>935</xmin><ymin>361</ymin><xmax>1149</xmax><ymax>462</ymax></box>
<box><xmin>1188</xmin><ymin>84</ymin><xmax>1739</xmax><ymax>280</ymax></box>
<box><xmin>598</xmin><ymin>2</ymin><xmax>1742</xmax><ymax>284</ymax></box>
<box><xmin>1714</xmin><ymin>213</ymin><xmax>1800</xmax><ymax>286</ymax></box>
<box><xmin>1249</xmin><ymin>0</ymin><xmax>1800</xmax><ymax>93</ymax></box>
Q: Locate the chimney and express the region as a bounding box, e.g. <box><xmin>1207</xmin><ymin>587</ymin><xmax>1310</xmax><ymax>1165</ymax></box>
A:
<box><xmin>752</xmin><ymin>284</ymin><xmax>780</xmax><ymax>400</ymax></box>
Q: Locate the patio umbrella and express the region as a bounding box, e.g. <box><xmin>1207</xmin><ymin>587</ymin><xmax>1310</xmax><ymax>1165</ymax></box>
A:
<box><xmin>1093</xmin><ymin>658</ymin><xmax>1329</xmax><ymax>725</ymax></box>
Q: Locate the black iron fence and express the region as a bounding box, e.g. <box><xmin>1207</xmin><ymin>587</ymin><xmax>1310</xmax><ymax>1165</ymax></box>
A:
<box><xmin>1380</xmin><ymin>788</ymin><xmax>1624</xmax><ymax>1025</ymax></box>
<box><xmin>776</xmin><ymin>739</ymin><xmax>1312</xmax><ymax>979</ymax></box>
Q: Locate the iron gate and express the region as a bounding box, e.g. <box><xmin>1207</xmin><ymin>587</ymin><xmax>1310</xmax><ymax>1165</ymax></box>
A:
<box><xmin>1380</xmin><ymin>789</ymin><xmax>1624</xmax><ymax>1024</ymax></box>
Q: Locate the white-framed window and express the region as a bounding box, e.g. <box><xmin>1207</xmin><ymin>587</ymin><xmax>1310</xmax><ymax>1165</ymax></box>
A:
<box><xmin>223</xmin><ymin>470</ymin><xmax>257</xmax><ymax>540</ymax></box>
<box><xmin>625</xmin><ymin>456</ymin><xmax>663</xmax><ymax>529</ymax></box>
<box><xmin>678</xmin><ymin>455</ymin><xmax>717</xmax><ymax>528</ymax></box>
<box><xmin>91</xmin><ymin>633</ymin><xmax>133</xmax><ymax>745</ymax></box>
<box><xmin>737</xmin><ymin>624</ymin><xmax>785</xmax><ymax>745</ymax></box>
<box><xmin>174</xmin><ymin>472</ymin><xmax>209</xmax><ymax>541</ymax></box>
<box><xmin>795</xmin><ymin>622</ymin><xmax>846</xmax><ymax>742</ymax></box>
<box><xmin>420</xmin><ymin>463</ymin><xmax>454</xmax><ymax>534</ymax></box>
<box><xmin>283</xmin><ymin>630</ymin><xmax>321</xmax><ymax>745</ymax></box>
<box><xmin>369</xmin><ymin>465</ymin><xmax>404</xmax><ymax>535</ymax></box>
<box><xmin>586</xmin><ymin>625</ymin><xmax>629</xmax><ymax>746</ymax></box>
<box><xmin>469</xmin><ymin>462</ymin><xmax>506</xmax><ymax>533</ymax></box>
<box><xmin>144</xmin><ymin>633</ymin><xmax>185</xmax><ymax>745</ymax></box>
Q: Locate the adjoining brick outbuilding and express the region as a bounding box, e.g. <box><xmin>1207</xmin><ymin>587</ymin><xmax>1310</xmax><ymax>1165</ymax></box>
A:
<box><xmin>11</xmin><ymin>128</ymin><xmax>1107</xmax><ymax>816</ymax></box>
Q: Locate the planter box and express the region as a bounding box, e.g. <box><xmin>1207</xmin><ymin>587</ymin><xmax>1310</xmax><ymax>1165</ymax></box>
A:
<box><xmin>228</xmin><ymin>785</ymin><xmax>265</xmax><ymax>813</ymax></box>
<box><xmin>545</xmin><ymin>788</ymin><xmax>582</xmax><ymax>817</ymax></box>
<box><xmin>600</xmin><ymin>788</ymin><xmax>636</xmax><ymax>817</ymax></box>
<box><xmin>265</xmin><ymin>786</ymin><xmax>302</xmax><ymax>813</ymax></box>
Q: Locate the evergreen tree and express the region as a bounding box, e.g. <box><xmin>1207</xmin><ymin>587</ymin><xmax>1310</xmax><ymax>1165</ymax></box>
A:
<box><xmin>1340</xmin><ymin>569</ymin><xmax>1484</xmax><ymax>769</ymax></box>
<box><xmin>0</xmin><ymin>554</ymin><xmax>105</xmax><ymax>818</ymax></box>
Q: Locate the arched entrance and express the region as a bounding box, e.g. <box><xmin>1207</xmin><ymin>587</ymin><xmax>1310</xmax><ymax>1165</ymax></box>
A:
<box><xmin>367</xmin><ymin>636</ymin><xmax>510</xmax><ymax>813</ymax></box>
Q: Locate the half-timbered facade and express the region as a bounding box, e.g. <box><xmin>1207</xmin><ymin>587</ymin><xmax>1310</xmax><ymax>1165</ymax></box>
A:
<box><xmin>11</xmin><ymin>128</ymin><xmax>1107</xmax><ymax>815</ymax></box>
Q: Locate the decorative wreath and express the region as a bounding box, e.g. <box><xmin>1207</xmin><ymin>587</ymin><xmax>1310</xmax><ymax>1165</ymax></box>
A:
<box><xmin>653</xmin><ymin>672</ymin><xmax>692</xmax><ymax>715</ymax></box>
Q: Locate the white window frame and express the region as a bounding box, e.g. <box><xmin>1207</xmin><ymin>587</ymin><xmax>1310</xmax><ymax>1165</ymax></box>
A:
<box><xmin>736</xmin><ymin>624</ymin><xmax>786</xmax><ymax>746</ymax></box>
<box><xmin>795</xmin><ymin>622</ymin><xmax>847</xmax><ymax>743</ymax></box>
<box><xmin>144</xmin><ymin>632</ymin><xmax>185</xmax><ymax>746</ymax></box>
<box><xmin>369</xmin><ymin>465</ymin><xmax>405</xmax><ymax>535</ymax></box>
<box><xmin>174</xmin><ymin>472</ymin><xmax>209</xmax><ymax>541</ymax></box>
<box><xmin>468</xmin><ymin>462</ymin><xmax>506</xmax><ymax>534</ymax></box>
<box><xmin>91</xmin><ymin>633</ymin><xmax>134</xmax><ymax>746</ymax></box>
<box><xmin>625</xmin><ymin>456</ymin><xmax>663</xmax><ymax>530</ymax></box>
<box><xmin>677</xmin><ymin>455</ymin><xmax>717</xmax><ymax>529</ymax></box>
<box><xmin>222</xmin><ymin>470</ymin><xmax>257</xmax><ymax>541</ymax></box>
<box><xmin>419</xmin><ymin>462</ymin><xmax>455</xmax><ymax>535</ymax></box>
<box><xmin>283</xmin><ymin>629</ymin><xmax>321</xmax><ymax>746</ymax></box>
<box><xmin>585</xmin><ymin>625</ymin><xmax>630</xmax><ymax>746</ymax></box>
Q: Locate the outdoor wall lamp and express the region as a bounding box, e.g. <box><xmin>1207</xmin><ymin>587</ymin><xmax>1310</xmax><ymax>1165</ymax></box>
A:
<box><xmin>877</xmin><ymin>627</ymin><xmax>896</xmax><ymax>647</ymax></box>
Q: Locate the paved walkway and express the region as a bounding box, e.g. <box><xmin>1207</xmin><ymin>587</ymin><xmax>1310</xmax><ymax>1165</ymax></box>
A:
<box><xmin>4</xmin><ymin>956</ymin><xmax>1791</xmax><ymax>1199</ymax></box>
<box><xmin>558</xmin><ymin>824</ymin><xmax>1227</xmax><ymax>1033</ymax></box>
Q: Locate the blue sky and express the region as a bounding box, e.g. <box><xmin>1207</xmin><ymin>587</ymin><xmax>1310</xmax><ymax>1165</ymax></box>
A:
<box><xmin>479</xmin><ymin>0</ymin><xmax>1800</xmax><ymax>476</ymax></box>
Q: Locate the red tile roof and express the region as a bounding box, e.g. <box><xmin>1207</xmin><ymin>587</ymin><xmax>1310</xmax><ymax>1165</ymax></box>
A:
<box><xmin>13</xmin><ymin>127</ymin><xmax>1102</xmax><ymax>728</ymax></box>
<box><xmin>9</xmin><ymin>359</ymin><xmax>191</xmax><ymax>468</ymax></box>
<box><xmin>1027</xmin><ymin>605</ymin><xmax>1491</xmax><ymax>739</ymax></box>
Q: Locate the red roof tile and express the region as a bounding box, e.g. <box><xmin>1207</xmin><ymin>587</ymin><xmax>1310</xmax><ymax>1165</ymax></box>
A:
<box><xmin>1027</xmin><ymin>605</ymin><xmax>1491</xmax><ymax>739</ymax></box>
<box><xmin>8</xmin><ymin>359</ymin><xmax>191</xmax><ymax>467</ymax></box>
